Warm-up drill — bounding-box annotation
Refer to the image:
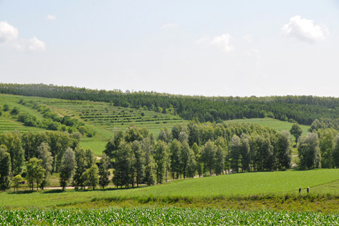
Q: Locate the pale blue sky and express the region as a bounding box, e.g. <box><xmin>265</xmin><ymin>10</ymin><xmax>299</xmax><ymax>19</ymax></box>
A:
<box><xmin>1</xmin><ymin>0</ymin><xmax>338</xmax><ymax>96</ymax></box>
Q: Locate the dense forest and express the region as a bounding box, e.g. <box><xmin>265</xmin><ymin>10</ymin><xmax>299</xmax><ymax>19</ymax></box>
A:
<box><xmin>1</xmin><ymin>83</ymin><xmax>339</xmax><ymax>125</ymax></box>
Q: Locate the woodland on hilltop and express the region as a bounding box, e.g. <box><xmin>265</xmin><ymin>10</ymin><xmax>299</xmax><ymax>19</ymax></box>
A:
<box><xmin>1</xmin><ymin>83</ymin><xmax>339</xmax><ymax>125</ymax></box>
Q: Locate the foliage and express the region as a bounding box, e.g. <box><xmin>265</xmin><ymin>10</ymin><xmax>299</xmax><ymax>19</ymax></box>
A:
<box><xmin>2</xmin><ymin>207</ymin><xmax>339</xmax><ymax>225</ymax></box>
<box><xmin>298</xmin><ymin>133</ymin><xmax>321</xmax><ymax>170</ymax></box>
<box><xmin>81</xmin><ymin>164</ymin><xmax>99</xmax><ymax>190</ymax></box>
<box><xmin>13</xmin><ymin>174</ymin><xmax>23</xmax><ymax>191</ymax></box>
<box><xmin>290</xmin><ymin>123</ymin><xmax>303</xmax><ymax>144</ymax></box>
<box><xmin>0</xmin><ymin>131</ymin><xmax>24</xmax><ymax>176</ymax></box>
<box><xmin>0</xmin><ymin>146</ymin><xmax>11</xmax><ymax>191</ymax></box>
<box><xmin>26</xmin><ymin>158</ymin><xmax>45</xmax><ymax>191</ymax></box>
<box><xmin>59</xmin><ymin>148</ymin><xmax>76</xmax><ymax>190</ymax></box>
<box><xmin>98</xmin><ymin>153</ymin><xmax>110</xmax><ymax>189</ymax></box>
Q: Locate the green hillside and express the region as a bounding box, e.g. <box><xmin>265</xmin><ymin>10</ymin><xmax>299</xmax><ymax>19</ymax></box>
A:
<box><xmin>225</xmin><ymin>118</ymin><xmax>310</xmax><ymax>135</ymax></box>
<box><xmin>0</xmin><ymin>94</ymin><xmax>185</xmax><ymax>155</ymax></box>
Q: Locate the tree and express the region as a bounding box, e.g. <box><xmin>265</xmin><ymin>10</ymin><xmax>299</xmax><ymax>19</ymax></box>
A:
<box><xmin>10</xmin><ymin>107</ymin><xmax>20</xmax><ymax>115</ymax></box>
<box><xmin>82</xmin><ymin>164</ymin><xmax>99</xmax><ymax>190</ymax></box>
<box><xmin>73</xmin><ymin>147</ymin><xmax>86</xmax><ymax>189</ymax></box>
<box><xmin>22</xmin><ymin>131</ymin><xmax>48</xmax><ymax>161</ymax></box>
<box><xmin>178</xmin><ymin>132</ymin><xmax>189</xmax><ymax>144</ymax></box>
<box><xmin>125</xmin><ymin>125</ymin><xmax>144</xmax><ymax>143</ymax></box>
<box><xmin>0</xmin><ymin>131</ymin><xmax>24</xmax><ymax>176</ymax></box>
<box><xmin>99</xmin><ymin>153</ymin><xmax>110</xmax><ymax>189</ymax></box>
<box><xmin>239</xmin><ymin>134</ymin><xmax>251</xmax><ymax>172</ymax></box>
<box><xmin>158</xmin><ymin>128</ymin><xmax>172</xmax><ymax>143</ymax></box>
<box><xmin>142</xmin><ymin>138</ymin><xmax>156</xmax><ymax>186</ymax></box>
<box><xmin>215</xmin><ymin>146</ymin><xmax>225</xmax><ymax>175</ymax></box>
<box><xmin>104</xmin><ymin>130</ymin><xmax>124</xmax><ymax>159</ymax></box>
<box><xmin>290</xmin><ymin>123</ymin><xmax>303</xmax><ymax>145</ymax></box>
<box><xmin>26</xmin><ymin>158</ymin><xmax>45</xmax><ymax>191</ymax></box>
<box><xmin>275</xmin><ymin>131</ymin><xmax>292</xmax><ymax>170</ymax></box>
<box><xmin>153</xmin><ymin>140</ymin><xmax>169</xmax><ymax>184</ymax></box>
<box><xmin>180</xmin><ymin>142</ymin><xmax>191</xmax><ymax>178</ymax></box>
<box><xmin>13</xmin><ymin>175</ymin><xmax>23</xmax><ymax>192</ymax></box>
<box><xmin>186</xmin><ymin>149</ymin><xmax>196</xmax><ymax>178</ymax></box>
<box><xmin>230</xmin><ymin>135</ymin><xmax>241</xmax><ymax>173</ymax></box>
<box><xmin>169</xmin><ymin>139</ymin><xmax>182</xmax><ymax>179</ymax></box>
<box><xmin>59</xmin><ymin>148</ymin><xmax>76</xmax><ymax>190</ymax></box>
<box><xmin>333</xmin><ymin>134</ymin><xmax>339</xmax><ymax>168</ymax></box>
<box><xmin>318</xmin><ymin>128</ymin><xmax>336</xmax><ymax>168</ymax></box>
<box><xmin>298</xmin><ymin>133</ymin><xmax>321</xmax><ymax>169</ymax></box>
<box><xmin>192</xmin><ymin>143</ymin><xmax>203</xmax><ymax>177</ymax></box>
<box><xmin>200</xmin><ymin>140</ymin><xmax>217</xmax><ymax>175</ymax></box>
<box><xmin>131</xmin><ymin>140</ymin><xmax>145</xmax><ymax>187</ymax></box>
<box><xmin>251</xmin><ymin>135</ymin><xmax>274</xmax><ymax>171</ymax></box>
<box><xmin>46</xmin><ymin>131</ymin><xmax>72</xmax><ymax>172</ymax></box>
<box><xmin>112</xmin><ymin>141</ymin><xmax>133</xmax><ymax>188</ymax></box>
<box><xmin>37</xmin><ymin>142</ymin><xmax>53</xmax><ymax>189</ymax></box>
<box><xmin>3</xmin><ymin>104</ymin><xmax>9</xmax><ymax>111</ymax></box>
<box><xmin>84</xmin><ymin>149</ymin><xmax>96</xmax><ymax>169</ymax></box>
<box><xmin>0</xmin><ymin>146</ymin><xmax>11</xmax><ymax>191</ymax></box>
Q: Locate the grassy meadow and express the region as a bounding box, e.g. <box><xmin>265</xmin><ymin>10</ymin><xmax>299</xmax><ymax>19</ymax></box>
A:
<box><xmin>1</xmin><ymin>169</ymin><xmax>339</xmax><ymax>210</ymax></box>
<box><xmin>225</xmin><ymin>118</ymin><xmax>310</xmax><ymax>135</ymax></box>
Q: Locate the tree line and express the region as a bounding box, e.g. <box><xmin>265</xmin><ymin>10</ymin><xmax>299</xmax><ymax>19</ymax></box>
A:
<box><xmin>103</xmin><ymin>122</ymin><xmax>294</xmax><ymax>188</ymax></box>
<box><xmin>2</xmin><ymin>83</ymin><xmax>339</xmax><ymax>125</ymax></box>
<box><xmin>2</xmin><ymin>121</ymin><xmax>339</xmax><ymax>191</ymax></box>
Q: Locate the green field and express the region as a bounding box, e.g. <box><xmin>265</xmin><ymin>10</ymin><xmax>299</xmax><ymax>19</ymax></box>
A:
<box><xmin>225</xmin><ymin>118</ymin><xmax>310</xmax><ymax>136</ymax></box>
<box><xmin>1</xmin><ymin>169</ymin><xmax>339</xmax><ymax>209</ymax></box>
<box><xmin>1</xmin><ymin>207</ymin><xmax>338</xmax><ymax>225</ymax></box>
<box><xmin>0</xmin><ymin>117</ymin><xmax>44</xmax><ymax>133</ymax></box>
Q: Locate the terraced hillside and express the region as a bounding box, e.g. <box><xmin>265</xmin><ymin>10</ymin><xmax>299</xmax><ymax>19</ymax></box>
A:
<box><xmin>0</xmin><ymin>94</ymin><xmax>185</xmax><ymax>155</ymax></box>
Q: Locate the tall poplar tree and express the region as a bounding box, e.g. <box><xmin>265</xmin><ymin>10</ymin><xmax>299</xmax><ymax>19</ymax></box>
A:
<box><xmin>0</xmin><ymin>146</ymin><xmax>11</xmax><ymax>191</ymax></box>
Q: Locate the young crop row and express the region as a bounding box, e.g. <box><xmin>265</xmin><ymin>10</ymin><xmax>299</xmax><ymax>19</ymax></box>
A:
<box><xmin>0</xmin><ymin>207</ymin><xmax>338</xmax><ymax>225</ymax></box>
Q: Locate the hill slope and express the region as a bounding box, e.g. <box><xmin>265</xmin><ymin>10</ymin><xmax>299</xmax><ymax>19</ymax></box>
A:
<box><xmin>0</xmin><ymin>169</ymin><xmax>339</xmax><ymax>208</ymax></box>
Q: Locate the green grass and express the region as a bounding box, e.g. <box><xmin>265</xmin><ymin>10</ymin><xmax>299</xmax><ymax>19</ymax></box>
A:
<box><xmin>0</xmin><ymin>117</ymin><xmax>44</xmax><ymax>133</ymax></box>
<box><xmin>1</xmin><ymin>169</ymin><xmax>339</xmax><ymax>209</ymax></box>
<box><xmin>225</xmin><ymin>118</ymin><xmax>310</xmax><ymax>135</ymax></box>
<box><xmin>1</xmin><ymin>207</ymin><xmax>339</xmax><ymax>225</ymax></box>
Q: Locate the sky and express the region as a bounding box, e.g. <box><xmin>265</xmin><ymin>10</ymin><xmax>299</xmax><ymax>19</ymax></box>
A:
<box><xmin>0</xmin><ymin>0</ymin><xmax>339</xmax><ymax>97</ymax></box>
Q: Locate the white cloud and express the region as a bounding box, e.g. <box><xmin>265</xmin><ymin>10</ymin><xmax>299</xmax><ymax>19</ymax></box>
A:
<box><xmin>46</xmin><ymin>14</ymin><xmax>56</xmax><ymax>20</ymax></box>
<box><xmin>162</xmin><ymin>23</ymin><xmax>178</xmax><ymax>29</ymax></box>
<box><xmin>27</xmin><ymin>36</ymin><xmax>46</xmax><ymax>51</ymax></box>
<box><xmin>0</xmin><ymin>21</ymin><xmax>45</xmax><ymax>51</ymax></box>
<box><xmin>281</xmin><ymin>15</ymin><xmax>329</xmax><ymax>43</ymax></box>
<box><xmin>0</xmin><ymin>21</ymin><xmax>18</xmax><ymax>43</ymax></box>
<box><xmin>196</xmin><ymin>34</ymin><xmax>233</xmax><ymax>52</ymax></box>
<box><xmin>209</xmin><ymin>34</ymin><xmax>233</xmax><ymax>52</ymax></box>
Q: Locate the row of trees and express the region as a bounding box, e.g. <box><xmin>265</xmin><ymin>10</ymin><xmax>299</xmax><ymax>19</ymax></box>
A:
<box><xmin>2</xmin><ymin>122</ymin><xmax>339</xmax><ymax>191</ymax></box>
<box><xmin>0</xmin><ymin>130</ymin><xmax>80</xmax><ymax>190</ymax></box>
<box><xmin>2</xmin><ymin>83</ymin><xmax>339</xmax><ymax>124</ymax></box>
<box><xmin>103</xmin><ymin>122</ymin><xmax>294</xmax><ymax>188</ymax></box>
<box><xmin>12</xmin><ymin>100</ymin><xmax>95</xmax><ymax>137</ymax></box>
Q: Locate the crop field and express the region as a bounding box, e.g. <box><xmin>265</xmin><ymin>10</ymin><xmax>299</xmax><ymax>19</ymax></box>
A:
<box><xmin>1</xmin><ymin>207</ymin><xmax>338</xmax><ymax>225</ymax></box>
<box><xmin>1</xmin><ymin>169</ymin><xmax>339</xmax><ymax>209</ymax></box>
